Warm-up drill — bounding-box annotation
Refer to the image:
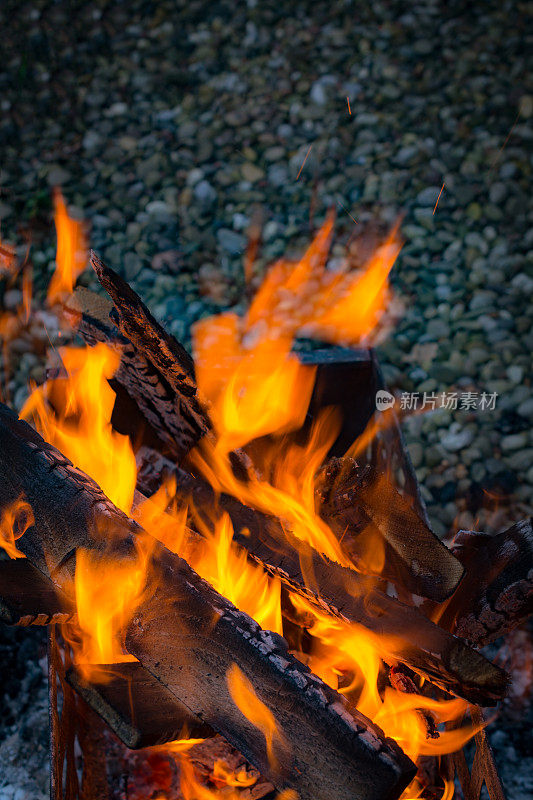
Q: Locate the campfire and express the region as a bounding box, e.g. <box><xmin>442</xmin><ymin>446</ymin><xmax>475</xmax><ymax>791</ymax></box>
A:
<box><xmin>0</xmin><ymin>196</ymin><xmax>531</xmax><ymax>800</ymax></box>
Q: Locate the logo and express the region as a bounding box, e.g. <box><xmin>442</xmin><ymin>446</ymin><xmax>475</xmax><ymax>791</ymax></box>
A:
<box><xmin>375</xmin><ymin>390</ymin><xmax>395</xmax><ymax>412</ymax></box>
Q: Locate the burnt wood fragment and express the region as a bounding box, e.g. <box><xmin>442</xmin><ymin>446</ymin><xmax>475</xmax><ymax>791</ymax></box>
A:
<box><xmin>0</xmin><ymin>558</ymin><xmax>73</xmax><ymax>626</ymax></box>
<box><xmin>64</xmin><ymin>287</ymin><xmax>199</xmax><ymax>459</ymax></box>
<box><xmin>317</xmin><ymin>457</ymin><xmax>464</xmax><ymax>602</ymax></box>
<box><xmin>90</xmin><ymin>252</ymin><xmax>211</xmax><ymax>458</ymax></box>
<box><xmin>442</xmin><ymin>518</ymin><xmax>533</xmax><ymax>646</ymax></box>
<box><xmin>66</xmin><ymin>661</ymin><xmax>213</xmax><ymax>750</ymax></box>
<box><xmin>0</xmin><ymin>403</ymin><xmax>415</xmax><ymax>800</ymax></box>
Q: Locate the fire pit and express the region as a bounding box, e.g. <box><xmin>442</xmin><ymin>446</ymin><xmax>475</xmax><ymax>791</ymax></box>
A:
<box><xmin>0</xmin><ymin>205</ymin><xmax>532</xmax><ymax>800</ymax></box>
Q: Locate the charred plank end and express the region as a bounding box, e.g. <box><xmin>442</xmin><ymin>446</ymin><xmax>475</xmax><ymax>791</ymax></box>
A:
<box><xmin>66</xmin><ymin>661</ymin><xmax>213</xmax><ymax>750</ymax></box>
<box><xmin>446</xmin><ymin>518</ymin><xmax>533</xmax><ymax>646</ymax></box>
<box><xmin>127</xmin><ymin>549</ymin><xmax>416</xmax><ymax>800</ymax></box>
<box><xmin>317</xmin><ymin>457</ymin><xmax>464</xmax><ymax>602</ymax></box>
<box><xmin>0</xmin><ymin>558</ymin><xmax>73</xmax><ymax>626</ymax></box>
<box><xmin>64</xmin><ymin>287</ymin><xmax>198</xmax><ymax>459</ymax></box>
<box><xmin>89</xmin><ymin>251</ymin><xmax>210</xmax><ymax>454</ymax></box>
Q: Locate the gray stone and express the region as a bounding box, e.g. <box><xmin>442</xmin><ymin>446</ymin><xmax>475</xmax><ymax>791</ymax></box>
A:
<box><xmin>193</xmin><ymin>180</ymin><xmax>217</xmax><ymax>207</ymax></box>
<box><xmin>416</xmin><ymin>186</ymin><xmax>442</xmax><ymax>206</ymax></box>
<box><xmin>441</xmin><ymin>425</ymin><xmax>474</xmax><ymax>452</ymax></box>
<box><xmin>217</xmin><ymin>228</ymin><xmax>245</xmax><ymax>254</ymax></box>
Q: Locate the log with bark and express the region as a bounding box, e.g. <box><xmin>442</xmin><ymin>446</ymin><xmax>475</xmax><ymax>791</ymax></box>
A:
<box><xmin>0</xmin><ymin>403</ymin><xmax>416</xmax><ymax>800</ymax></box>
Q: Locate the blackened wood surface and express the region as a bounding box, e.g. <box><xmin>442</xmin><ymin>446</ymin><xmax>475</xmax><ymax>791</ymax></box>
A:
<box><xmin>143</xmin><ymin>458</ymin><xmax>507</xmax><ymax>706</ymax></box>
<box><xmin>0</xmin><ymin>403</ymin><xmax>415</xmax><ymax>800</ymax></box>
<box><xmin>317</xmin><ymin>457</ymin><xmax>464</xmax><ymax>602</ymax></box>
<box><xmin>64</xmin><ymin>287</ymin><xmax>201</xmax><ymax>459</ymax></box>
<box><xmin>126</xmin><ymin>545</ymin><xmax>416</xmax><ymax>800</ymax></box>
<box><xmin>90</xmin><ymin>253</ymin><xmax>210</xmax><ymax>459</ymax></box>
<box><xmin>445</xmin><ymin>519</ymin><xmax>533</xmax><ymax>646</ymax></box>
<box><xmin>0</xmin><ymin>558</ymin><xmax>73</xmax><ymax>625</ymax></box>
<box><xmin>66</xmin><ymin>661</ymin><xmax>213</xmax><ymax>749</ymax></box>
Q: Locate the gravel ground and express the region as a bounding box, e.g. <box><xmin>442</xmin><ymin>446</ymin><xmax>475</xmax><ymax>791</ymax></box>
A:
<box><xmin>0</xmin><ymin>0</ymin><xmax>532</xmax><ymax>797</ymax></box>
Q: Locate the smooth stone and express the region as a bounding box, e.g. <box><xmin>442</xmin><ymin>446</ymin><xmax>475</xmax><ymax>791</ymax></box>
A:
<box><xmin>241</xmin><ymin>163</ymin><xmax>264</xmax><ymax>182</ymax></box>
<box><xmin>193</xmin><ymin>180</ymin><xmax>217</xmax><ymax>207</ymax></box>
<box><xmin>441</xmin><ymin>425</ymin><xmax>474</xmax><ymax>452</ymax></box>
<box><xmin>217</xmin><ymin>228</ymin><xmax>245</xmax><ymax>254</ymax></box>
<box><xmin>408</xmin><ymin>442</ymin><xmax>424</xmax><ymax>469</ymax></box>
<box><xmin>416</xmin><ymin>186</ymin><xmax>442</xmax><ymax>206</ymax></box>
<box><xmin>500</xmin><ymin>433</ymin><xmax>528</xmax><ymax>452</ymax></box>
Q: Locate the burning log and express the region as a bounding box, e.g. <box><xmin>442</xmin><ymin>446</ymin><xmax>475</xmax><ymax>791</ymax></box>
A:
<box><xmin>89</xmin><ymin>252</ymin><xmax>210</xmax><ymax>458</ymax></box>
<box><xmin>0</xmin><ymin>403</ymin><xmax>416</xmax><ymax>800</ymax></box>
<box><xmin>64</xmin><ymin>287</ymin><xmax>201</xmax><ymax>459</ymax></box>
<box><xmin>441</xmin><ymin>518</ymin><xmax>533</xmax><ymax>646</ymax></box>
<box><xmin>316</xmin><ymin>457</ymin><xmax>465</xmax><ymax>601</ymax></box>
<box><xmin>72</xmin><ymin>258</ymin><xmax>464</xmax><ymax>604</ymax></box>
<box><xmin>0</xmin><ymin>558</ymin><xmax>73</xmax><ymax>626</ymax></box>
<box><xmin>66</xmin><ymin>661</ymin><xmax>213</xmax><ymax>750</ymax></box>
<box><xmin>135</xmin><ymin>451</ymin><xmax>508</xmax><ymax>706</ymax></box>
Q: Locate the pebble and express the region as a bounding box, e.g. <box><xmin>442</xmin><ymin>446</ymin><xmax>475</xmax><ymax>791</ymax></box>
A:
<box><xmin>216</xmin><ymin>229</ymin><xmax>245</xmax><ymax>253</ymax></box>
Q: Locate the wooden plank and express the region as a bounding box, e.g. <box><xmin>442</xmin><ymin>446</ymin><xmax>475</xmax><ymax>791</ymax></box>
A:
<box><xmin>66</xmin><ymin>661</ymin><xmax>212</xmax><ymax>750</ymax></box>
<box><xmin>317</xmin><ymin>457</ymin><xmax>464</xmax><ymax>601</ymax></box>
<box><xmin>0</xmin><ymin>557</ymin><xmax>73</xmax><ymax>626</ymax></box>
<box><xmin>145</xmin><ymin>458</ymin><xmax>508</xmax><ymax>706</ymax></box>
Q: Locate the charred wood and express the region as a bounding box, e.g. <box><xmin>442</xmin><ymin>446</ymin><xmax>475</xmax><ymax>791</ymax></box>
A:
<box><xmin>135</xmin><ymin>449</ymin><xmax>509</xmax><ymax>706</ymax></box>
<box><xmin>0</xmin><ymin>403</ymin><xmax>415</xmax><ymax>800</ymax></box>
<box><xmin>441</xmin><ymin>518</ymin><xmax>533</xmax><ymax>647</ymax></box>
<box><xmin>66</xmin><ymin>661</ymin><xmax>212</xmax><ymax>750</ymax></box>
<box><xmin>0</xmin><ymin>558</ymin><xmax>73</xmax><ymax>626</ymax></box>
<box><xmin>316</xmin><ymin>457</ymin><xmax>464</xmax><ymax>602</ymax></box>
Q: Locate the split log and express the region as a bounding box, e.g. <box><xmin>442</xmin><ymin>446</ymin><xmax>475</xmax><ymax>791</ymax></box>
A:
<box><xmin>66</xmin><ymin>661</ymin><xmax>213</xmax><ymax>749</ymax></box>
<box><xmin>316</xmin><ymin>457</ymin><xmax>464</xmax><ymax>602</ymax></box>
<box><xmin>89</xmin><ymin>253</ymin><xmax>210</xmax><ymax>457</ymax></box>
<box><xmin>440</xmin><ymin>519</ymin><xmax>533</xmax><ymax>646</ymax></box>
<box><xmin>0</xmin><ymin>403</ymin><xmax>415</xmax><ymax>800</ymax></box>
<box><xmin>0</xmin><ymin>558</ymin><xmax>73</xmax><ymax>626</ymax></box>
<box><xmin>135</xmin><ymin>450</ymin><xmax>508</xmax><ymax>706</ymax></box>
<box><xmin>63</xmin><ymin>287</ymin><xmax>199</xmax><ymax>458</ymax></box>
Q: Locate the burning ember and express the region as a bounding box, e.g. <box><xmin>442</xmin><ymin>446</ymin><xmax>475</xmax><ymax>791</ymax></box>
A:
<box><xmin>0</xmin><ymin>192</ymin><xmax>531</xmax><ymax>800</ymax></box>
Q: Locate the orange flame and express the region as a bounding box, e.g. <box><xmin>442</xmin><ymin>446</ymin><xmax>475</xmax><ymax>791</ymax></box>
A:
<box><xmin>227</xmin><ymin>663</ymin><xmax>288</xmax><ymax>771</ymax></box>
<box><xmin>0</xmin><ymin>497</ymin><xmax>33</xmax><ymax>559</ymax></box>
<box><xmin>48</xmin><ymin>189</ymin><xmax>87</xmax><ymax>304</ymax></box>
<box><xmin>288</xmin><ymin>594</ymin><xmax>476</xmax><ymax>765</ymax></box>
<box><xmin>22</xmin><ymin>343</ymin><xmax>137</xmax><ymax>514</ymax></box>
<box><xmin>67</xmin><ymin>540</ymin><xmax>152</xmax><ymax>681</ymax></box>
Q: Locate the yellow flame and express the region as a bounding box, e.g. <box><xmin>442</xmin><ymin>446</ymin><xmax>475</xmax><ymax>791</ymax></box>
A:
<box><xmin>48</xmin><ymin>189</ymin><xmax>87</xmax><ymax>304</ymax></box>
<box><xmin>0</xmin><ymin>497</ymin><xmax>33</xmax><ymax>559</ymax></box>
<box><xmin>227</xmin><ymin>663</ymin><xmax>288</xmax><ymax>771</ymax></box>
<box><xmin>22</xmin><ymin>343</ymin><xmax>137</xmax><ymax>514</ymax></box>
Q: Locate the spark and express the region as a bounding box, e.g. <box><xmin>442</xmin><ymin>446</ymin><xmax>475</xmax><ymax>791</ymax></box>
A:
<box><xmin>432</xmin><ymin>183</ymin><xmax>445</xmax><ymax>215</ymax></box>
<box><xmin>337</xmin><ymin>200</ymin><xmax>358</xmax><ymax>226</ymax></box>
<box><xmin>347</xmin><ymin>96</ymin><xmax>351</xmax><ymax>115</ymax></box>
<box><xmin>296</xmin><ymin>145</ymin><xmax>313</xmax><ymax>180</ymax></box>
<box><xmin>489</xmin><ymin>109</ymin><xmax>521</xmax><ymax>173</ymax></box>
